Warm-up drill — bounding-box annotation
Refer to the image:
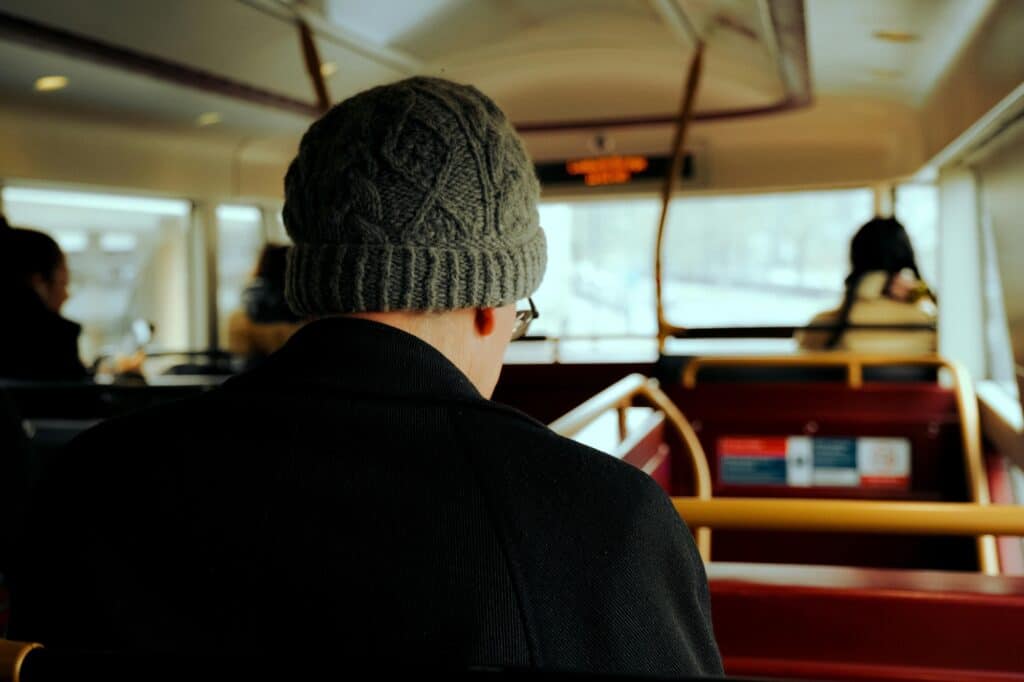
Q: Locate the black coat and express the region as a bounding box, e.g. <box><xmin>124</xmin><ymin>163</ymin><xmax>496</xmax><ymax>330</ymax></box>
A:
<box><xmin>0</xmin><ymin>289</ymin><xmax>87</xmax><ymax>381</ymax></box>
<box><xmin>10</xmin><ymin>318</ymin><xmax>721</xmax><ymax>675</ymax></box>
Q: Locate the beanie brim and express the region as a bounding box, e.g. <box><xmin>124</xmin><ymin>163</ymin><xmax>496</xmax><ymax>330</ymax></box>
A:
<box><xmin>285</xmin><ymin>229</ymin><xmax>546</xmax><ymax>315</ymax></box>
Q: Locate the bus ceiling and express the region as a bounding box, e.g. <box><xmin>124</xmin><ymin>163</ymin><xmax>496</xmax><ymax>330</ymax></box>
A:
<box><xmin>0</xmin><ymin>0</ymin><xmax>1021</xmax><ymax>199</ymax></box>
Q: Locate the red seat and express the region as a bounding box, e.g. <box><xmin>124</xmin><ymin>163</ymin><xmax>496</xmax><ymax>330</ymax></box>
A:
<box><xmin>668</xmin><ymin>382</ymin><xmax>979</xmax><ymax>570</ymax></box>
<box><xmin>613</xmin><ymin>411</ymin><xmax>672</xmax><ymax>493</ymax></box>
<box><xmin>710</xmin><ymin>562</ymin><xmax>1024</xmax><ymax>680</ymax></box>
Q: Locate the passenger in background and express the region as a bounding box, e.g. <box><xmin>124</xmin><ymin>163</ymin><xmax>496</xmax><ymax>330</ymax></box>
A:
<box><xmin>0</xmin><ymin>220</ymin><xmax>88</xmax><ymax>381</ymax></box>
<box><xmin>10</xmin><ymin>78</ymin><xmax>722</xmax><ymax>676</ymax></box>
<box><xmin>0</xmin><ymin>389</ymin><xmax>32</xmax><ymax>587</ymax></box>
<box><xmin>226</xmin><ymin>244</ymin><xmax>304</xmax><ymax>363</ymax></box>
<box><xmin>797</xmin><ymin>216</ymin><xmax>937</xmax><ymax>353</ymax></box>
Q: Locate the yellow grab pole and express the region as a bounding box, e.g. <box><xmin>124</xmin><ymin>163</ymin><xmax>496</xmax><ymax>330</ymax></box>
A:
<box><xmin>0</xmin><ymin>641</ymin><xmax>41</xmax><ymax>682</ymax></box>
<box><xmin>672</xmin><ymin>498</ymin><xmax>1024</xmax><ymax>537</ymax></box>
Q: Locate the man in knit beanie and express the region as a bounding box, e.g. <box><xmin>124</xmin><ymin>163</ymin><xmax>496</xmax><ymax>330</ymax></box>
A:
<box><xmin>11</xmin><ymin>78</ymin><xmax>721</xmax><ymax>676</ymax></box>
<box><xmin>281</xmin><ymin>75</ymin><xmax>547</xmax><ymax>398</ymax></box>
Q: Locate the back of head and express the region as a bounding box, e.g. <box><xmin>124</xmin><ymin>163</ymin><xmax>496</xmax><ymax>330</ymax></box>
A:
<box><xmin>0</xmin><ymin>224</ymin><xmax>64</xmax><ymax>293</ymax></box>
<box><xmin>848</xmin><ymin>216</ymin><xmax>918</xmax><ymax>280</ymax></box>
<box><xmin>825</xmin><ymin>216</ymin><xmax>926</xmax><ymax>349</ymax></box>
<box><xmin>282</xmin><ymin>76</ymin><xmax>545</xmax><ymax>315</ymax></box>
<box><xmin>254</xmin><ymin>244</ymin><xmax>291</xmax><ymax>291</ymax></box>
<box><xmin>243</xmin><ymin>244</ymin><xmax>298</xmax><ymax>324</ymax></box>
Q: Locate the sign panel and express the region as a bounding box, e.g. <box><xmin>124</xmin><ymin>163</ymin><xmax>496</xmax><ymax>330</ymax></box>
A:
<box><xmin>718</xmin><ymin>436</ymin><xmax>911</xmax><ymax>490</ymax></box>
<box><xmin>535</xmin><ymin>154</ymin><xmax>695</xmax><ymax>188</ymax></box>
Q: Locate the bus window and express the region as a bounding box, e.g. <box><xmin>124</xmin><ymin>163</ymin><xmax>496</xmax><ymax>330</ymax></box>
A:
<box><xmin>658</xmin><ymin>186</ymin><xmax>940</xmax><ymax>332</ymax></box>
<box><xmin>513</xmin><ymin>187</ymin><xmax>940</xmax><ymax>362</ymax></box>
<box><xmin>894</xmin><ymin>184</ymin><xmax>939</xmax><ymax>285</ymax></box>
<box><xmin>1</xmin><ymin>187</ymin><xmax>190</xmax><ymax>362</ymax></box>
<box><xmin>215</xmin><ymin>204</ymin><xmax>265</xmax><ymax>348</ymax></box>
<box><xmin>660</xmin><ymin>188</ymin><xmax>875</xmax><ymax>329</ymax></box>
<box><xmin>975</xmin><ymin>132</ymin><xmax>1024</xmax><ymax>394</ymax></box>
<box><xmin>505</xmin><ymin>200</ymin><xmax>661</xmax><ymax>362</ymax></box>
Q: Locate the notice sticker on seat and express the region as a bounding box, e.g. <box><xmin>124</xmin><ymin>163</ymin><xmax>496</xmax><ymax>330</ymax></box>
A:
<box><xmin>857</xmin><ymin>437</ymin><xmax>912</xmax><ymax>489</ymax></box>
<box><xmin>718</xmin><ymin>436</ymin><xmax>910</xmax><ymax>490</ymax></box>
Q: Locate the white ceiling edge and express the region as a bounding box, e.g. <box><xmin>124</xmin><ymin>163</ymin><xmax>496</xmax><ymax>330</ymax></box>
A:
<box><xmin>917</xmin><ymin>80</ymin><xmax>1024</xmax><ymax>178</ymax></box>
<box><xmin>907</xmin><ymin>0</ymin><xmax>999</xmax><ymax>107</ymax></box>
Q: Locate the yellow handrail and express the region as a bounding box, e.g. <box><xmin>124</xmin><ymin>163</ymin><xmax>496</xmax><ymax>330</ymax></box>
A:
<box><xmin>672</xmin><ymin>498</ymin><xmax>1024</xmax><ymax>537</ymax></box>
<box><xmin>0</xmin><ymin>641</ymin><xmax>41</xmax><ymax>682</ymax></box>
<box><xmin>679</xmin><ymin>353</ymin><xmax>999</xmax><ymax>574</ymax></box>
<box><xmin>550</xmin><ymin>374</ymin><xmax>713</xmax><ymax>560</ymax></box>
<box><xmin>683</xmin><ymin>352</ymin><xmax>948</xmax><ymax>390</ymax></box>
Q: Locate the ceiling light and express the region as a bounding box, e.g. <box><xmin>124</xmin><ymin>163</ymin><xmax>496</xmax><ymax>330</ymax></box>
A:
<box><xmin>34</xmin><ymin>75</ymin><xmax>68</xmax><ymax>92</ymax></box>
<box><xmin>320</xmin><ymin>61</ymin><xmax>337</xmax><ymax>77</ymax></box>
<box><xmin>873</xmin><ymin>30</ymin><xmax>919</xmax><ymax>43</ymax></box>
<box><xmin>869</xmin><ymin>68</ymin><xmax>904</xmax><ymax>80</ymax></box>
<box><xmin>196</xmin><ymin>112</ymin><xmax>222</xmax><ymax>127</ymax></box>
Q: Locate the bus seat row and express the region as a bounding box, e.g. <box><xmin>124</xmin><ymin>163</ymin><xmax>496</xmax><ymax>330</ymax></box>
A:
<box><xmin>709</xmin><ymin>562</ymin><xmax>1024</xmax><ymax>681</ymax></box>
<box><xmin>3</xmin><ymin>563</ymin><xmax>1023</xmax><ymax>682</ymax></box>
<box><xmin>546</xmin><ymin>354</ymin><xmax>1006</xmax><ymax>572</ymax></box>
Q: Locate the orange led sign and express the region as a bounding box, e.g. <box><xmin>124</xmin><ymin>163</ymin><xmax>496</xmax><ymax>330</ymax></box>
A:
<box><xmin>565</xmin><ymin>156</ymin><xmax>649</xmax><ymax>186</ymax></box>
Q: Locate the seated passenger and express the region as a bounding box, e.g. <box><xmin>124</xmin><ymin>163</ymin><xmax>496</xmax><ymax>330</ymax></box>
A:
<box><xmin>0</xmin><ymin>389</ymin><xmax>33</xmax><ymax>583</ymax></box>
<box><xmin>797</xmin><ymin>216</ymin><xmax>936</xmax><ymax>353</ymax></box>
<box><xmin>226</xmin><ymin>244</ymin><xmax>304</xmax><ymax>363</ymax></box>
<box><xmin>0</xmin><ymin>221</ymin><xmax>88</xmax><ymax>381</ymax></box>
<box><xmin>9</xmin><ymin>78</ymin><xmax>722</xmax><ymax>675</ymax></box>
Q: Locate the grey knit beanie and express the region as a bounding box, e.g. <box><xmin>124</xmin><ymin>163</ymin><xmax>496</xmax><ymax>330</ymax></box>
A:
<box><xmin>283</xmin><ymin>76</ymin><xmax>546</xmax><ymax>314</ymax></box>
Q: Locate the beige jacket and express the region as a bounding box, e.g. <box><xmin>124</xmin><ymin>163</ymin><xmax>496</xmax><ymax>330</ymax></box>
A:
<box><xmin>797</xmin><ymin>272</ymin><xmax>937</xmax><ymax>354</ymax></box>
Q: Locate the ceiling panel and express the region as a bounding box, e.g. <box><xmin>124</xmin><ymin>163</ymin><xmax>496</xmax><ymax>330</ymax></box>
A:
<box><xmin>0</xmin><ymin>39</ymin><xmax>311</xmax><ymax>135</ymax></box>
<box><xmin>0</xmin><ymin>0</ymin><xmax>318</xmax><ymax>100</ymax></box>
<box><xmin>0</xmin><ymin>0</ymin><xmax>998</xmax><ymax>146</ymax></box>
<box><xmin>807</xmin><ymin>0</ymin><xmax>995</xmax><ymax>103</ymax></box>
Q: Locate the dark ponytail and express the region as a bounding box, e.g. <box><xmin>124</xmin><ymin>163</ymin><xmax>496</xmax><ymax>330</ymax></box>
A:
<box><xmin>826</xmin><ymin>216</ymin><xmax>926</xmax><ymax>349</ymax></box>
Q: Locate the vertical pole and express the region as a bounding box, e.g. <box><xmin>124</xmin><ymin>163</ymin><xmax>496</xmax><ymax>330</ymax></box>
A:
<box><xmin>655</xmin><ymin>42</ymin><xmax>705</xmax><ymax>349</ymax></box>
<box><xmin>298</xmin><ymin>20</ymin><xmax>331</xmax><ymax>114</ymax></box>
<box><xmin>937</xmin><ymin>167</ymin><xmax>987</xmax><ymax>377</ymax></box>
<box><xmin>617</xmin><ymin>404</ymin><xmax>629</xmax><ymax>442</ymax></box>
<box><xmin>188</xmin><ymin>202</ymin><xmax>220</xmax><ymax>351</ymax></box>
<box><xmin>872</xmin><ymin>183</ymin><xmax>895</xmax><ymax>217</ymax></box>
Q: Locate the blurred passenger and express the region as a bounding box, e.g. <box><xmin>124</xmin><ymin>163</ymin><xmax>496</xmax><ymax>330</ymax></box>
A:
<box><xmin>11</xmin><ymin>78</ymin><xmax>722</xmax><ymax>676</ymax></box>
<box><xmin>797</xmin><ymin>216</ymin><xmax>937</xmax><ymax>353</ymax></box>
<box><xmin>226</xmin><ymin>244</ymin><xmax>303</xmax><ymax>361</ymax></box>
<box><xmin>0</xmin><ymin>389</ymin><xmax>33</xmax><ymax>586</ymax></box>
<box><xmin>0</xmin><ymin>221</ymin><xmax>88</xmax><ymax>381</ymax></box>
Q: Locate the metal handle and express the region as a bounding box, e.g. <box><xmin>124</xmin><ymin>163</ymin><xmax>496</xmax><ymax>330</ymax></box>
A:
<box><xmin>550</xmin><ymin>374</ymin><xmax>713</xmax><ymax>560</ymax></box>
<box><xmin>678</xmin><ymin>353</ymin><xmax>998</xmax><ymax>574</ymax></box>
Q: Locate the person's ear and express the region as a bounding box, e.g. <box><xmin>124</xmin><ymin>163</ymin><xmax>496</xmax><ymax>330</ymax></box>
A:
<box><xmin>29</xmin><ymin>273</ymin><xmax>48</xmax><ymax>298</ymax></box>
<box><xmin>474</xmin><ymin>307</ymin><xmax>496</xmax><ymax>337</ymax></box>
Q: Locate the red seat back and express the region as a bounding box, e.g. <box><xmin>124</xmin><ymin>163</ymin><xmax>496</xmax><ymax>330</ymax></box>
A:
<box><xmin>711</xmin><ymin>562</ymin><xmax>1024</xmax><ymax>681</ymax></box>
<box><xmin>667</xmin><ymin>382</ymin><xmax>977</xmax><ymax>570</ymax></box>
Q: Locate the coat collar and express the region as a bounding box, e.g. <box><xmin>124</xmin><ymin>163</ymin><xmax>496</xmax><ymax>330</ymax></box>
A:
<box><xmin>224</xmin><ymin>317</ymin><xmax>484</xmax><ymax>403</ymax></box>
<box><xmin>6</xmin><ymin>286</ymin><xmax>82</xmax><ymax>336</ymax></box>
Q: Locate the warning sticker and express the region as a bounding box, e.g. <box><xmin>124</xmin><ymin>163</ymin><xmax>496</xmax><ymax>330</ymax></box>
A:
<box><xmin>718</xmin><ymin>436</ymin><xmax>910</xmax><ymax>490</ymax></box>
<box><xmin>813</xmin><ymin>438</ymin><xmax>859</xmax><ymax>487</ymax></box>
<box><xmin>858</xmin><ymin>437</ymin><xmax>912</xmax><ymax>489</ymax></box>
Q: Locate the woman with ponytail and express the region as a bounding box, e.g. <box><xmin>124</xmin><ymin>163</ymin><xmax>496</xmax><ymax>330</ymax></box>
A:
<box><xmin>0</xmin><ymin>219</ymin><xmax>88</xmax><ymax>380</ymax></box>
<box><xmin>797</xmin><ymin>216</ymin><xmax>936</xmax><ymax>353</ymax></box>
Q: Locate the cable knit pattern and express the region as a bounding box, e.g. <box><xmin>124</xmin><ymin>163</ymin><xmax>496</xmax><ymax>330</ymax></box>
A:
<box><xmin>283</xmin><ymin>77</ymin><xmax>546</xmax><ymax>314</ymax></box>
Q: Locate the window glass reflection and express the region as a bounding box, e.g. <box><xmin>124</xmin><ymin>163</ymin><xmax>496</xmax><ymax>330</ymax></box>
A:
<box><xmin>2</xmin><ymin>187</ymin><xmax>190</xmax><ymax>362</ymax></box>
